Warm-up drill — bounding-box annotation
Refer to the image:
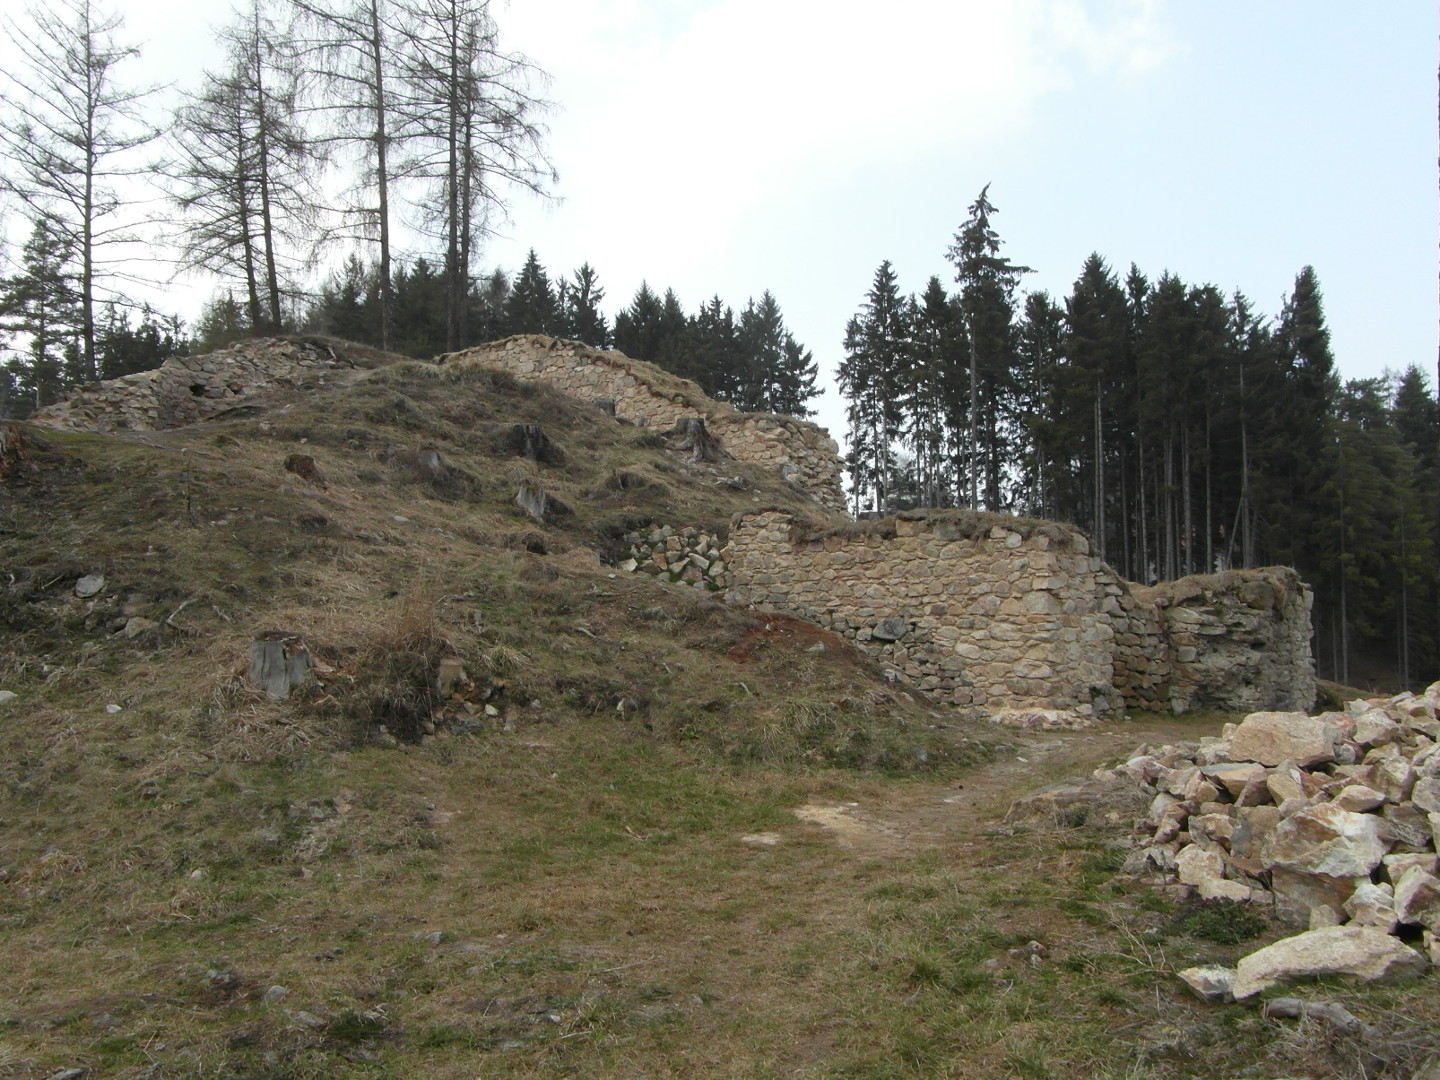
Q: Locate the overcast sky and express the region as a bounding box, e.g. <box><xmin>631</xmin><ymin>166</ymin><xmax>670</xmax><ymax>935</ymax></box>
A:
<box><xmin>6</xmin><ymin>0</ymin><xmax>1436</xmax><ymax>443</ymax></box>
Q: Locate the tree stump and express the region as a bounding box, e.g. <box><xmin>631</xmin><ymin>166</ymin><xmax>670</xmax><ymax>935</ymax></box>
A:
<box><xmin>248</xmin><ymin>631</ymin><xmax>313</xmax><ymax>700</ymax></box>
<box><xmin>0</xmin><ymin>422</ymin><xmax>29</xmax><ymax>479</ymax></box>
<box><xmin>514</xmin><ymin>482</ymin><xmax>570</xmax><ymax>524</ymax></box>
<box><xmin>672</xmin><ymin>417</ymin><xmax>722</xmax><ymax>463</ymax></box>
<box><xmin>505</xmin><ymin>424</ymin><xmax>562</xmax><ymax>465</ymax></box>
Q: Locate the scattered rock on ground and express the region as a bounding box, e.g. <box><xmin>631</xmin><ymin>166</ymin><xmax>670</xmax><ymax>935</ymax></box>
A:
<box><xmin>1230</xmin><ymin>925</ymin><xmax>1428</xmax><ymax>999</ymax></box>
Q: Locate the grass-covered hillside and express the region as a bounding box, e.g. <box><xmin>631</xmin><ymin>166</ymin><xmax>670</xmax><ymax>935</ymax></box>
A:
<box><xmin>0</xmin><ymin>343</ymin><xmax>1434</xmax><ymax>1079</ymax></box>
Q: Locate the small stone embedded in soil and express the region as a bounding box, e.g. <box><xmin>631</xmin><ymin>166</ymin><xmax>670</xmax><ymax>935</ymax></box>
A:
<box><xmin>74</xmin><ymin>574</ymin><xmax>105</xmax><ymax>598</ymax></box>
<box><xmin>1177</xmin><ymin>965</ymin><xmax>1235</xmax><ymax>1002</ymax></box>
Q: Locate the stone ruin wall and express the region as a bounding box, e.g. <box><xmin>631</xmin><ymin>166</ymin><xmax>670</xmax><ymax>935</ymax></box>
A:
<box><xmin>439</xmin><ymin>336</ymin><xmax>848</xmax><ymax>513</ymax></box>
<box><xmin>1125</xmin><ymin>570</ymin><xmax>1315</xmax><ymax>715</ymax></box>
<box><xmin>717</xmin><ymin>509</ymin><xmax>1315</xmax><ymax>724</ymax></box>
<box><xmin>25</xmin><ymin>332</ymin><xmax>1315</xmax><ymax>722</ymax></box>
<box><xmin>29</xmin><ymin>338</ymin><xmax>358</xmax><ymax>433</ymax></box>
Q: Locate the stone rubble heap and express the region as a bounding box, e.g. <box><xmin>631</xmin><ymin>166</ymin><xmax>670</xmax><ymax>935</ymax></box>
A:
<box><xmin>620</xmin><ymin>525</ymin><xmax>727</xmax><ymax>592</ymax></box>
<box><xmin>1098</xmin><ymin>681</ymin><xmax>1440</xmax><ymax>1001</ymax></box>
<box><xmin>30</xmin><ymin>338</ymin><xmax>356</xmax><ymax>433</ymax></box>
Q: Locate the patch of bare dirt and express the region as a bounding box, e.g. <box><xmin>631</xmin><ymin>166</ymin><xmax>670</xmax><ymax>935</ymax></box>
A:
<box><xmin>784</xmin><ymin>715</ymin><xmax>1223</xmax><ymax>857</ymax></box>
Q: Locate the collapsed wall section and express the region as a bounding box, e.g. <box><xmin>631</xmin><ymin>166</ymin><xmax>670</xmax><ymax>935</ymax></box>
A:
<box><xmin>1126</xmin><ymin>570</ymin><xmax>1315</xmax><ymax>713</ymax></box>
<box><xmin>439</xmin><ymin>335</ymin><xmax>847</xmax><ymax>513</ymax></box>
<box><xmin>723</xmin><ymin>509</ymin><xmax>1124</xmax><ymax>723</ymax></box>
<box><xmin>29</xmin><ymin>338</ymin><xmax>357</xmax><ymax>432</ymax></box>
<box><xmin>718</xmin><ymin>509</ymin><xmax>1315</xmax><ymax>722</ymax></box>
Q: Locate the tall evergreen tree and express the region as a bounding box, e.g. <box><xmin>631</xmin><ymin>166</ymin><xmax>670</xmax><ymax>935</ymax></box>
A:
<box><xmin>612</xmin><ymin>282</ymin><xmax>664</xmax><ymax>363</ymax></box>
<box><xmin>946</xmin><ymin>185</ymin><xmax>1031</xmax><ymax>509</ymax></box>
<box><xmin>838</xmin><ymin>261</ymin><xmax>909</xmax><ymax>513</ymax></box>
<box><xmin>0</xmin><ymin>215</ymin><xmax>83</xmax><ymax>413</ymax></box>
<box><xmin>905</xmin><ymin>276</ymin><xmax>967</xmax><ymax>508</ymax></box>
<box><xmin>558</xmin><ymin>263</ymin><xmax>608</xmax><ymax>347</ymax></box>
<box><xmin>501</xmin><ymin>248</ymin><xmax>556</xmax><ymax>335</ymax></box>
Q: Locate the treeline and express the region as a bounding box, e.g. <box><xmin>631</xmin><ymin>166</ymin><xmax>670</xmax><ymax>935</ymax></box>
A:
<box><xmin>0</xmin><ymin>0</ymin><xmax>819</xmax><ymax>421</ymax></box>
<box><xmin>840</xmin><ymin>187</ymin><xmax>1440</xmax><ymax>688</ymax></box>
<box><xmin>299</xmin><ymin>248</ymin><xmax>818</xmax><ymax>416</ymax></box>
<box><xmin>0</xmin><ymin>0</ymin><xmax>549</xmax><ymax>412</ymax></box>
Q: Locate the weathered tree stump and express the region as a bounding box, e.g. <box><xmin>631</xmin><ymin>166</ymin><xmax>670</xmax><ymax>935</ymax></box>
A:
<box><xmin>591</xmin><ymin>398</ymin><xmax>617</xmax><ymax>417</ymax></box>
<box><xmin>0</xmin><ymin>422</ymin><xmax>30</xmax><ymax>479</ymax></box>
<box><xmin>513</xmin><ymin>482</ymin><xmax>571</xmax><ymax>524</ymax></box>
<box><xmin>505</xmin><ymin>424</ymin><xmax>563</xmax><ymax>465</ymax></box>
<box><xmin>672</xmin><ymin>417</ymin><xmax>722</xmax><ymax>463</ymax></box>
<box><xmin>248</xmin><ymin>631</ymin><xmax>313</xmax><ymax>700</ymax></box>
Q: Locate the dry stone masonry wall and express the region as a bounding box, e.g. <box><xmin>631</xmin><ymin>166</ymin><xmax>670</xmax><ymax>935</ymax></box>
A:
<box><xmin>438</xmin><ymin>336</ymin><xmax>847</xmax><ymax>512</ymax></box>
<box><xmin>712</xmin><ymin>509</ymin><xmax>1314</xmax><ymax>724</ymax></box>
<box><xmin>30</xmin><ymin>338</ymin><xmax>357</xmax><ymax>432</ymax></box>
<box><xmin>28</xmin><ymin>334</ymin><xmax>1317</xmax><ymax>723</ymax></box>
<box><xmin>1126</xmin><ymin>571</ymin><xmax>1315</xmax><ymax>715</ymax></box>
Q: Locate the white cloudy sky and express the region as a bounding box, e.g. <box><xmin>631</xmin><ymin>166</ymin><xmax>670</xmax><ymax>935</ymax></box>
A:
<box><xmin>6</xmin><ymin>0</ymin><xmax>1436</xmax><ymax>441</ymax></box>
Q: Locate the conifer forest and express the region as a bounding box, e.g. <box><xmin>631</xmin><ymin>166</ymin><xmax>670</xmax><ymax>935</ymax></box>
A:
<box><xmin>0</xmin><ymin>0</ymin><xmax>1436</xmax><ymax>690</ymax></box>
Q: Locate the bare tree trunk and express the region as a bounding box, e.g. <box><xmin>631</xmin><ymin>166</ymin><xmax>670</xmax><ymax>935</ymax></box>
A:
<box><xmin>968</xmin><ymin>331</ymin><xmax>978</xmax><ymax>509</ymax></box>
<box><xmin>236</xmin><ymin>157</ymin><xmax>264</xmax><ymax>330</ymax></box>
<box><xmin>1182</xmin><ymin>425</ymin><xmax>1193</xmax><ymax>576</ymax></box>
<box><xmin>250</xmin><ymin>11</ymin><xmax>283</xmax><ymax>333</ymax></box>
<box><xmin>1399</xmin><ymin>509</ymin><xmax>1409</xmax><ymax>687</ymax></box>
<box><xmin>1204</xmin><ymin>403</ymin><xmax>1213</xmax><ymax>573</ymax></box>
<box><xmin>1093</xmin><ymin>376</ymin><xmax>1104</xmax><ymax>560</ymax></box>
<box><xmin>366</xmin><ymin>0</ymin><xmax>394</xmax><ymax>352</ymax></box>
<box><xmin>1157</xmin><ymin>440</ymin><xmax>1169</xmax><ymax>584</ymax></box>
<box><xmin>1119</xmin><ymin>441</ymin><xmax>1131</xmax><ymax>579</ymax></box>
<box><xmin>1138</xmin><ymin>441</ymin><xmax>1149</xmax><ymax>582</ymax></box>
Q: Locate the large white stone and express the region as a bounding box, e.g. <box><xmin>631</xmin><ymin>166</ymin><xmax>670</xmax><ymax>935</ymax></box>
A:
<box><xmin>1411</xmin><ymin>776</ymin><xmax>1440</xmax><ymax>814</ymax></box>
<box><xmin>1201</xmin><ymin>762</ymin><xmax>1267</xmax><ymax>797</ymax></box>
<box><xmin>1333</xmin><ymin>784</ymin><xmax>1387</xmax><ymax>812</ymax></box>
<box><xmin>1343</xmin><ymin>882</ymin><xmax>1398</xmax><ymax>932</ymax></box>
<box><xmin>1261</xmin><ymin>804</ymin><xmax>1388</xmax><ymax>878</ymax></box>
<box><xmin>1175</xmin><ymin>843</ymin><xmax>1225</xmax><ymax>887</ymax></box>
<box><xmin>1231</xmin><ymin>926</ymin><xmax>1429</xmax><ymax>999</ymax></box>
<box><xmin>1394</xmin><ymin>867</ymin><xmax>1440</xmax><ymax>931</ymax></box>
<box><xmin>1229</xmin><ymin>711</ymin><xmax>1340</xmax><ymax>767</ymax></box>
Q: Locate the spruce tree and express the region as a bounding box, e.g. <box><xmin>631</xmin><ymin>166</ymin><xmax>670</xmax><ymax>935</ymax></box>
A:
<box><xmin>612</xmin><ymin>282</ymin><xmax>663</xmax><ymax>363</ymax></box>
<box><xmin>502</xmin><ymin>249</ymin><xmax>557</xmax><ymax>335</ymax></box>
<box><xmin>946</xmin><ymin>185</ymin><xmax>1031</xmax><ymax>510</ymax></box>
<box><xmin>838</xmin><ymin>261</ymin><xmax>909</xmax><ymax>513</ymax></box>
<box><xmin>560</xmin><ymin>263</ymin><xmax>609</xmax><ymax>347</ymax></box>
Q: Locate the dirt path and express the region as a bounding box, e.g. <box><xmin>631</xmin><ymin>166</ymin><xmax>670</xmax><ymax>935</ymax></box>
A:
<box><xmin>789</xmin><ymin>715</ymin><xmax>1216</xmax><ymax>857</ymax></box>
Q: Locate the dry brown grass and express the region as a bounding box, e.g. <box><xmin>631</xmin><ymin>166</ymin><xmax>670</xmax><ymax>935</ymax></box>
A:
<box><xmin>2</xmin><ymin>349</ymin><xmax>1434</xmax><ymax>1080</ymax></box>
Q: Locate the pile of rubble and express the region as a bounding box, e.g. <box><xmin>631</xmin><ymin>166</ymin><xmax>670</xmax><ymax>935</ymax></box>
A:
<box><xmin>1098</xmin><ymin>682</ymin><xmax>1440</xmax><ymax>1001</ymax></box>
<box><xmin>620</xmin><ymin>525</ymin><xmax>727</xmax><ymax>592</ymax></box>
